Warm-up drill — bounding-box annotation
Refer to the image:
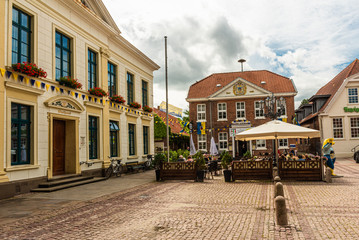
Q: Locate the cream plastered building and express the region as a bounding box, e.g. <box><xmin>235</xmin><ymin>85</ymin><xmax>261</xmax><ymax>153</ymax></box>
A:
<box><xmin>320</xmin><ymin>72</ymin><xmax>359</xmax><ymax>157</ymax></box>
<box><xmin>0</xmin><ymin>0</ymin><xmax>159</xmax><ymax>196</ymax></box>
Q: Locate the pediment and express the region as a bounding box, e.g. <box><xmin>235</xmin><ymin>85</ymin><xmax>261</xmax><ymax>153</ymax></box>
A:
<box><xmin>210</xmin><ymin>78</ymin><xmax>271</xmax><ymax>99</ymax></box>
<box><xmin>78</xmin><ymin>0</ymin><xmax>121</xmax><ymax>33</ymax></box>
<box><xmin>44</xmin><ymin>96</ymin><xmax>85</xmax><ymax>113</ymax></box>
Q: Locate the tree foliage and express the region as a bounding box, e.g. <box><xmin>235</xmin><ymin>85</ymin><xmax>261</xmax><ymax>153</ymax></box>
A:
<box><xmin>154</xmin><ymin>114</ymin><xmax>171</xmax><ymax>139</ymax></box>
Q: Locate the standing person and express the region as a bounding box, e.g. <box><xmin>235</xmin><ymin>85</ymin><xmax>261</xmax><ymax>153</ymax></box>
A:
<box><xmin>323</xmin><ymin>138</ymin><xmax>336</xmax><ymax>176</ymax></box>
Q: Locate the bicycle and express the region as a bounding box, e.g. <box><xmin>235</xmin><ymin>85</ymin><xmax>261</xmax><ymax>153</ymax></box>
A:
<box><xmin>145</xmin><ymin>154</ymin><xmax>153</xmax><ymax>170</ymax></box>
<box><xmin>105</xmin><ymin>157</ymin><xmax>123</xmax><ymax>179</ymax></box>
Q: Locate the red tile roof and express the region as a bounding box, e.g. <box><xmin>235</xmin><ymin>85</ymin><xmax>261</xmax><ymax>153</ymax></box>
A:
<box><xmin>153</xmin><ymin>108</ymin><xmax>189</xmax><ymax>135</ymax></box>
<box><xmin>187</xmin><ymin>70</ymin><xmax>296</xmax><ymax>99</ymax></box>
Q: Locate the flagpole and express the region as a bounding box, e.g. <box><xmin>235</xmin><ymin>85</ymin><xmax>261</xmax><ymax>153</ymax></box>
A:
<box><xmin>165</xmin><ymin>36</ymin><xmax>170</xmax><ymax>162</ymax></box>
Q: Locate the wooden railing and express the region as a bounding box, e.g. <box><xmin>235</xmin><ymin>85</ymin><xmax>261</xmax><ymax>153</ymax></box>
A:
<box><xmin>278</xmin><ymin>159</ymin><xmax>323</xmax><ymax>181</ymax></box>
<box><xmin>231</xmin><ymin>160</ymin><xmax>273</xmax><ymax>180</ymax></box>
<box><xmin>160</xmin><ymin>162</ymin><xmax>197</xmax><ymax>181</ymax></box>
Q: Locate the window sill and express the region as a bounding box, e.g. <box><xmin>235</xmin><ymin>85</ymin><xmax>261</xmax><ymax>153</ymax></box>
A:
<box><xmin>141</xmin><ymin>115</ymin><xmax>152</xmax><ymax>121</ymax></box>
<box><xmin>255</xmin><ymin>117</ymin><xmax>265</xmax><ymax>120</ymax></box>
<box><xmin>128</xmin><ymin>155</ymin><xmax>139</xmax><ymax>159</ymax></box>
<box><xmin>217</xmin><ymin>119</ymin><xmax>228</xmax><ymax>121</ymax></box>
<box><xmin>84</xmin><ymin>101</ymin><xmax>104</xmax><ymax>109</ymax></box>
<box><xmin>5</xmin><ymin>81</ymin><xmax>45</xmax><ymax>95</ymax></box>
<box><xmin>256</xmin><ymin>147</ymin><xmax>267</xmax><ymax>150</ymax></box>
<box><xmin>5</xmin><ymin>164</ymin><xmax>40</xmax><ymax>172</ymax></box>
<box><xmin>126</xmin><ymin>112</ymin><xmax>140</xmax><ymax>118</ymax></box>
<box><xmin>278</xmin><ymin>147</ymin><xmax>289</xmax><ymax>150</ymax></box>
<box><xmin>197</xmin><ymin>120</ymin><xmax>207</xmax><ymax>122</ymax></box>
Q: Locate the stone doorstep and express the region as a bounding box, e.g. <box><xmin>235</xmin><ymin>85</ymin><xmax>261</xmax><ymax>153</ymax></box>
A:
<box><xmin>31</xmin><ymin>177</ymin><xmax>106</xmax><ymax>192</ymax></box>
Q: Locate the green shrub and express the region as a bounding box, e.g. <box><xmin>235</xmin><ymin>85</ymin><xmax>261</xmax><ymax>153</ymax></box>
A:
<box><xmin>221</xmin><ymin>151</ymin><xmax>233</xmax><ymax>170</ymax></box>
<box><xmin>153</xmin><ymin>153</ymin><xmax>166</xmax><ymax>169</ymax></box>
<box><xmin>194</xmin><ymin>151</ymin><xmax>206</xmax><ymax>170</ymax></box>
<box><xmin>243</xmin><ymin>150</ymin><xmax>252</xmax><ymax>159</ymax></box>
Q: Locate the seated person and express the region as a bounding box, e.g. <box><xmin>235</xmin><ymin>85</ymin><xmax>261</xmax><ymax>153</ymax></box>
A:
<box><xmin>177</xmin><ymin>155</ymin><xmax>186</xmax><ymax>162</ymax></box>
<box><xmin>297</xmin><ymin>154</ymin><xmax>305</xmax><ymax>161</ymax></box>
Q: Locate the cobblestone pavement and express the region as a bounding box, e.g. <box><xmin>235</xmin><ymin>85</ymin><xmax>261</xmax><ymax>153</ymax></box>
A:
<box><xmin>0</xmin><ymin>158</ymin><xmax>359</xmax><ymax>240</ymax></box>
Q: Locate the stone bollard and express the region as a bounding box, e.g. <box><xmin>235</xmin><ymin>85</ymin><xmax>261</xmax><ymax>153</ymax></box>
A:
<box><xmin>325</xmin><ymin>167</ymin><xmax>332</xmax><ymax>183</ymax></box>
<box><xmin>274</xmin><ymin>176</ymin><xmax>281</xmax><ymax>184</ymax></box>
<box><xmin>273</xmin><ymin>167</ymin><xmax>278</xmax><ymax>178</ymax></box>
<box><xmin>275</xmin><ymin>196</ymin><xmax>288</xmax><ymax>226</ymax></box>
<box><xmin>274</xmin><ymin>182</ymin><xmax>284</xmax><ymax>198</ymax></box>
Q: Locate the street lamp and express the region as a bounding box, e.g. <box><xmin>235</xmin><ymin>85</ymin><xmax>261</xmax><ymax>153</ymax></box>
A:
<box><xmin>259</xmin><ymin>93</ymin><xmax>285</xmax><ymax>120</ymax></box>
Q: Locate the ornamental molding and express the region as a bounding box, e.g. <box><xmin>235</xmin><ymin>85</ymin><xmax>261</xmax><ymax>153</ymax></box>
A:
<box><xmin>5</xmin><ymin>81</ymin><xmax>45</xmax><ymax>96</ymax></box>
<box><xmin>44</xmin><ymin>96</ymin><xmax>85</xmax><ymax>113</ymax></box>
<box><xmin>100</xmin><ymin>47</ymin><xmax>110</xmax><ymax>58</ymax></box>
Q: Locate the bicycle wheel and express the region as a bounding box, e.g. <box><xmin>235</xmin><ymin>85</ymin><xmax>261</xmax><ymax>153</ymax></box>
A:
<box><xmin>105</xmin><ymin>165</ymin><xmax>113</xmax><ymax>179</ymax></box>
<box><xmin>116</xmin><ymin>165</ymin><xmax>124</xmax><ymax>177</ymax></box>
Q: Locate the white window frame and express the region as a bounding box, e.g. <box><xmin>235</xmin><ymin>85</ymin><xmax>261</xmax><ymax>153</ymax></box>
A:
<box><xmin>350</xmin><ymin>117</ymin><xmax>359</xmax><ymax>138</ymax></box>
<box><xmin>348</xmin><ymin>88</ymin><xmax>359</xmax><ymax>104</ymax></box>
<box><xmin>217</xmin><ymin>103</ymin><xmax>227</xmax><ymax>120</ymax></box>
<box><xmin>254</xmin><ymin>101</ymin><xmax>264</xmax><ymax>119</ymax></box>
<box><xmin>278</xmin><ymin>139</ymin><xmax>288</xmax><ymax>149</ymax></box>
<box><xmin>218</xmin><ymin>132</ymin><xmax>228</xmax><ymax>150</ymax></box>
<box><xmin>256</xmin><ymin>140</ymin><xmax>266</xmax><ymax>150</ymax></box>
<box><xmin>197</xmin><ymin>104</ymin><xmax>206</xmax><ymax>121</ymax></box>
<box><xmin>332</xmin><ymin>118</ymin><xmax>344</xmax><ymax>139</ymax></box>
<box><xmin>276</xmin><ymin>99</ymin><xmax>287</xmax><ymax>118</ymax></box>
<box><xmin>198</xmin><ymin>134</ymin><xmax>207</xmax><ymax>151</ymax></box>
<box><xmin>236</xmin><ymin>102</ymin><xmax>245</xmax><ymax>120</ymax></box>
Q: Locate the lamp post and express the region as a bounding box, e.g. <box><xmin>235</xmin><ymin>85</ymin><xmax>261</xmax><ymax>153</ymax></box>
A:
<box><xmin>259</xmin><ymin>93</ymin><xmax>286</xmax><ymax>163</ymax></box>
<box><xmin>259</xmin><ymin>93</ymin><xmax>286</xmax><ymax>120</ymax></box>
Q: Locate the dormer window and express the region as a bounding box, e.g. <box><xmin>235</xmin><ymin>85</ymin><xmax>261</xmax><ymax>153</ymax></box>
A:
<box><xmin>348</xmin><ymin>88</ymin><xmax>358</xmax><ymax>103</ymax></box>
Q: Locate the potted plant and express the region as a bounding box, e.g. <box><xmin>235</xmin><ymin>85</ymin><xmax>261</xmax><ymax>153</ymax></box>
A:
<box><xmin>243</xmin><ymin>150</ymin><xmax>252</xmax><ymax>160</ymax></box>
<box><xmin>129</xmin><ymin>101</ymin><xmax>141</xmax><ymax>109</ymax></box>
<box><xmin>11</xmin><ymin>62</ymin><xmax>47</xmax><ymax>78</ymax></box>
<box><xmin>58</xmin><ymin>76</ymin><xmax>82</xmax><ymax>89</ymax></box>
<box><xmin>142</xmin><ymin>105</ymin><xmax>153</xmax><ymax>113</ymax></box>
<box><xmin>109</xmin><ymin>95</ymin><xmax>125</xmax><ymax>104</ymax></box>
<box><xmin>88</xmin><ymin>87</ymin><xmax>108</xmax><ymax>97</ymax></box>
<box><xmin>153</xmin><ymin>153</ymin><xmax>166</xmax><ymax>181</ymax></box>
<box><xmin>194</xmin><ymin>151</ymin><xmax>206</xmax><ymax>182</ymax></box>
<box><xmin>221</xmin><ymin>151</ymin><xmax>233</xmax><ymax>182</ymax></box>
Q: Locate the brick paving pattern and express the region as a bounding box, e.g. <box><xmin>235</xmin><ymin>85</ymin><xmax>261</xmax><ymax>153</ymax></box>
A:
<box><xmin>0</xmin><ymin>158</ymin><xmax>359</xmax><ymax>239</ymax></box>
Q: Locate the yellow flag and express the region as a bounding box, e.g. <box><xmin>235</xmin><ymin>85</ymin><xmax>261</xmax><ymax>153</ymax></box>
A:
<box><xmin>0</xmin><ymin>68</ymin><xmax>5</xmax><ymax>77</ymax></box>
<box><xmin>71</xmin><ymin>91</ymin><xmax>75</xmax><ymax>96</ymax></box>
<box><xmin>25</xmin><ymin>77</ymin><xmax>29</xmax><ymax>84</ymax></box>
<box><xmin>46</xmin><ymin>84</ymin><xmax>50</xmax><ymax>91</ymax></box>
<box><xmin>12</xmin><ymin>73</ymin><xmax>18</xmax><ymax>81</ymax></box>
<box><xmin>36</xmin><ymin>81</ymin><xmax>40</xmax><ymax>88</ymax></box>
<box><xmin>55</xmin><ymin>87</ymin><xmax>59</xmax><ymax>92</ymax></box>
<box><xmin>201</xmin><ymin>122</ymin><xmax>206</xmax><ymax>135</ymax></box>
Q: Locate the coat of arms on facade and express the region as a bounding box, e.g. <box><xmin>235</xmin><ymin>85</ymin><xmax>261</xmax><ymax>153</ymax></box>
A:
<box><xmin>233</xmin><ymin>82</ymin><xmax>246</xmax><ymax>96</ymax></box>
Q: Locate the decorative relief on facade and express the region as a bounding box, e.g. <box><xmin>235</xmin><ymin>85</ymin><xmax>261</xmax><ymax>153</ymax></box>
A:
<box><xmin>100</xmin><ymin>47</ymin><xmax>110</xmax><ymax>58</ymax></box>
<box><xmin>233</xmin><ymin>82</ymin><xmax>247</xmax><ymax>96</ymax></box>
<box><xmin>44</xmin><ymin>96</ymin><xmax>84</xmax><ymax>113</ymax></box>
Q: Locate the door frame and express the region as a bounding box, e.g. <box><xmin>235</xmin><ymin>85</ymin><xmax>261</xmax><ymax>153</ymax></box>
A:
<box><xmin>48</xmin><ymin>113</ymin><xmax>80</xmax><ymax>179</ymax></box>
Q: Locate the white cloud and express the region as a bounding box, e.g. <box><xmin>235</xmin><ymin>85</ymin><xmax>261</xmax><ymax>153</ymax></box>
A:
<box><xmin>103</xmin><ymin>0</ymin><xmax>359</xmax><ymax>110</ymax></box>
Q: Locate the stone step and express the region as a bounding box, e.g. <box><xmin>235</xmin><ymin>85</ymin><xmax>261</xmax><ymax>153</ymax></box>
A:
<box><xmin>31</xmin><ymin>177</ymin><xmax>106</xmax><ymax>192</ymax></box>
<box><xmin>38</xmin><ymin>176</ymin><xmax>94</xmax><ymax>188</ymax></box>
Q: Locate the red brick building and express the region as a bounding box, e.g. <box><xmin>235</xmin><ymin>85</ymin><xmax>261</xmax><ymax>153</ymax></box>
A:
<box><xmin>186</xmin><ymin>70</ymin><xmax>297</xmax><ymax>158</ymax></box>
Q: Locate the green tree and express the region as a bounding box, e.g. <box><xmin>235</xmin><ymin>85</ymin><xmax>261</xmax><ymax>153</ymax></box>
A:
<box><xmin>300</xmin><ymin>99</ymin><xmax>309</xmax><ymax>106</ymax></box>
<box><xmin>154</xmin><ymin>114</ymin><xmax>171</xmax><ymax>139</ymax></box>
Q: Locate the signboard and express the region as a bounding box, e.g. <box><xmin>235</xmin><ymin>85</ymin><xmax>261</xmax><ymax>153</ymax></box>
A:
<box><xmin>229</xmin><ymin>128</ymin><xmax>249</xmax><ymax>137</ymax></box>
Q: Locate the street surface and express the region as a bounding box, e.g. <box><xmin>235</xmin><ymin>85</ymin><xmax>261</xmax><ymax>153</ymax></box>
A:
<box><xmin>0</xmin><ymin>158</ymin><xmax>359</xmax><ymax>239</ymax></box>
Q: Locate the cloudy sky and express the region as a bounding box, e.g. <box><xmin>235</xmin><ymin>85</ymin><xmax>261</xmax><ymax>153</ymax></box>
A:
<box><xmin>103</xmin><ymin>0</ymin><xmax>359</xmax><ymax>111</ymax></box>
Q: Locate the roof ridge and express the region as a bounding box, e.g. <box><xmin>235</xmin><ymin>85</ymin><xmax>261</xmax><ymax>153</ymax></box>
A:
<box><xmin>345</xmin><ymin>58</ymin><xmax>359</xmax><ymax>78</ymax></box>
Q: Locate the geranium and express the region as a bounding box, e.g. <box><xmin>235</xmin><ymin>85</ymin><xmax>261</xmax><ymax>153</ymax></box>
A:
<box><xmin>109</xmin><ymin>95</ymin><xmax>125</xmax><ymax>104</ymax></box>
<box><xmin>88</xmin><ymin>87</ymin><xmax>108</xmax><ymax>97</ymax></box>
<box><xmin>142</xmin><ymin>105</ymin><xmax>153</xmax><ymax>112</ymax></box>
<box><xmin>58</xmin><ymin>76</ymin><xmax>82</xmax><ymax>89</ymax></box>
<box><xmin>11</xmin><ymin>62</ymin><xmax>47</xmax><ymax>78</ymax></box>
<box><xmin>129</xmin><ymin>101</ymin><xmax>141</xmax><ymax>109</ymax></box>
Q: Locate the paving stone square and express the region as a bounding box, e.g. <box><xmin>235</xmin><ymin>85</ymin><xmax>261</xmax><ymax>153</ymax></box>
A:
<box><xmin>0</xmin><ymin>158</ymin><xmax>359</xmax><ymax>239</ymax></box>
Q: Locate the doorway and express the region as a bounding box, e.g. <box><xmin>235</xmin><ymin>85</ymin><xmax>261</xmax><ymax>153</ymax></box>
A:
<box><xmin>236</xmin><ymin>140</ymin><xmax>248</xmax><ymax>158</ymax></box>
<box><xmin>53</xmin><ymin>120</ymin><xmax>66</xmax><ymax>175</ymax></box>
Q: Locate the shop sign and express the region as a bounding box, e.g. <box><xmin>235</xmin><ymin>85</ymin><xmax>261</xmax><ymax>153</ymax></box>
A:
<box><xmin>344</xmin><ymin>107</ymin><xmax>359</xmax><ymax>112</ymax></box>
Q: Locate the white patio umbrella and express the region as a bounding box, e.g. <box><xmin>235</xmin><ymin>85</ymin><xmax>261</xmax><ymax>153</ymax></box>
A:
<box><xmin>190</xmin><ymin>134</ymin><xmax>197</xmax><ymax>156</ymax></box>
<box><xmin>235</xmin><ymin>120</ymin><xmax>320</xmax><ymax>160</ymax></box>
<box><xmin>209</xmin><ymin>137</ymin><xmax>219</xmax><ymax>156</ymax></box>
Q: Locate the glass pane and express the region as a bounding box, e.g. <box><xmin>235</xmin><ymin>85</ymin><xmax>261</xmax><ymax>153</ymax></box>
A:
<box><xmin>63</xmin><ymin>37</ymin><xmax>68</xmax><ymax>48</ymax></box>
<box><xmin>21</xmin><ymin>105</ymin><xmax>29</xmax><ymax>120</ymax></box>
<box><xmin>12</xmin><ymin>26</ymin><xmax>19</xmax><ymax>39</ymax></box>
<box><xmin>21</xmin><ymin>43</ymin><xmax>28</xmax><ymax>55</ymax></box>
<box><xmin>20</xmin><ymin>124</ymin><xmax>29</xmax><ymax>163</ymax></box>
<box><xmin>21</xmin><ymin>13</ymin><xmax>29</xmax><ymax>28</ymax></box>
<box><xmin>12</xmin><ymin>8</ymin><xmax>19</xmax><ymax>23</ymax></box>
<box><xmin>11</xmin><ymin>123</ymin><xmax>18</xmax><ymax>164</ymax></box>
<box><xmin>21</xmin><ymin>30</ymin><xmax>28</xmax><ymax>43</ymax></box>
<box><xmin>56</xmin><ymin>32</ymin><xmax>61</xmax><ymax>44</ymax></box>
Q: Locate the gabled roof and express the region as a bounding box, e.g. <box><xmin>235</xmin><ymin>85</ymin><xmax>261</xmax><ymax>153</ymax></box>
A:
<box><xmin>315</xmin><ymin>59</ymin><xmax>359</xmax><ymax>112</ymax></box>
<box><xmin>153</xmin><ymin>108</ymin><xmax>189</xmax><ymax>136</ymax></box>
<box><xmin>187</xmin><ymin>70</ymin><xmax>296</xmax><ymax>99</ymax></box>
<box><xmin>300</xmin><ymin>59</ymin><xmax>359</xmax><ymax>124</ymax></box>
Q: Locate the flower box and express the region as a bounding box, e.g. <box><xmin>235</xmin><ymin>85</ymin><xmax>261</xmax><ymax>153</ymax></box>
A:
<box><xmin>58</xmin><ymin>76</ymin><xmax>82</xmax><ymax>89</ymax></box>
<box><xmin>88</xmin><ymin>87</ymin><xmax>108</xmax><ymax>97</ymax></box>
<box><xmin>12</xmin><ymin>62</ymin><xmax>47</xmax><ymax>78</ymax></box>
<box><xmin>142</xmin><ymin>105</ymin><xmax>153</xmax><ymax>113</ymax></box>
<box><xmin>109</xmin><ymin>95</ymin><xmax>126</xmax><ymax>104</ymax></box>
<box><xmin>129</xmin><ymin>101</ymin><xmax>141</xmax><ymax>109</ymax></box>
